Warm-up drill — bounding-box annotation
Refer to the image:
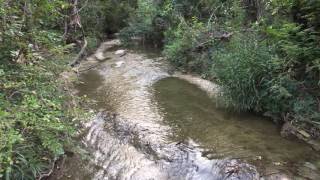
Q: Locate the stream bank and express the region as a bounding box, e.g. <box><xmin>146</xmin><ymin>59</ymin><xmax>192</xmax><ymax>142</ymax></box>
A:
<box><xmin>51</xmin><ymin>40</ymin><xmax>320</xmax><ymax>180</ymax></box>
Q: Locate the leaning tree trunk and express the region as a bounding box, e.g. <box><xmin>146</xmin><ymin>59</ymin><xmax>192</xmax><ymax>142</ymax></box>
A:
<box><xmin>65</xmin><ymin>0</ymin><xmax>87</xmax><ymax>66</ymax></box>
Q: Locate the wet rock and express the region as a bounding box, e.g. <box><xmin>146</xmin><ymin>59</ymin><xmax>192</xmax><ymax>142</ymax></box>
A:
<box><xmin>298</xmin><ymin>163</ymin><xmax>320</xmax><ymax>180</ymax></box>
<box><xmin>281</xmin><ymin>123</ymin><xmax>320</xmax><ymax>152</ymax></box>
<box><xmin>115</xmin><ymin>61</ymin><xmax>125</xmax><ymax>68</ymax></box>
<box><xmin>115</xmin><ymin>49</ymin><xmax>126</xmax><ymax>56</ymax></box>
<box><xmin>217</xmin><ymin>159</ymin><xmax>260</xmax><ymax>180</ymax></box>
<box><xmin>304</xmin><ymin>162</ymin><xmax>318</xmax><ymax>171</ymax></box>
<box><xmin>280</xmin><ymin>122</ymin><xmax>297</xmax><ymax>138</ymax></box>
<box><xmin>86</xmin><ymin>56</ymin><xmax>96</xmax><ymax>61</ymax></box>
<box><xmin>259</xmin><ymin>165</ymin><xmax>291</xmax><ymax>180</ymax></box>
<box><xmin>254</xmin><ymin>156</ymin><xmax>263</xmax><ymax>161</ymax></box>
<box><xmin>262</xmin><ymin>173</ymin><xmax>291</xmax><ymax>180</ymax></box>
<box><xmin>95</xmin><ymin>51</ymin><xmax>105</xmax><ymax>60</ymax></box>
<box><xmin>173</xmin><ymin>73</ymin><xmax>220</xmax><ymax>97</ymax></box>
<box><xmin>202</xmin><ymin>152</ymin><xmax>214</xmax><ymax>159</ymax></box>
<box><xmin>308</xmin><ymin>139</ymin><xmax>320</xmax><ymax>151</ymax></box>
<box><xmin>298</xmin><ymin>130</ymin><xmax>311</xmax><ymax>138</ymax></box>
<box><xmin>201</xmin><ymin>149</ymin><xmax>218</xmax><ymax>160</ymax></box>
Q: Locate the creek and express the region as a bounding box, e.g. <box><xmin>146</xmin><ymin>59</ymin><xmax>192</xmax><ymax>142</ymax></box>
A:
<box><xmin>52</xmin><ymin>40</ymin><xmax>320</xmax><ymax>180</ymax></box>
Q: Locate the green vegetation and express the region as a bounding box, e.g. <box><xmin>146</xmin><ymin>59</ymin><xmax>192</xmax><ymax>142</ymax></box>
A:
<box><xmin>80</xmin><ymin>0</ymin><xmax>136</xmax><ymax>37</ymax></box>
<box><xmin>120</xmin><ymin>0</ymin><xmax>320</xmax><ymax>135</ymax></box>
<box><xmin>0</xmin><ymin>57</ymin><xmax>80</xmax><ymax>179</ymax></box>
<box><xmin>0</xmin><ymin>0</ymin><xmax>136</xmax><ymax>178</ymax></box>
<box><xmin>0</xmin><ymin>1</ymin><xmax>84</xmax><ymax>179</ymax></box>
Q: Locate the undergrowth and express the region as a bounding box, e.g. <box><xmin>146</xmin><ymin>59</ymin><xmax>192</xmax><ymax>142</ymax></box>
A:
<box><xmin>0</xmin><ymin>56</ymin><xmax>86</xmax><ymax>179</ymax></box>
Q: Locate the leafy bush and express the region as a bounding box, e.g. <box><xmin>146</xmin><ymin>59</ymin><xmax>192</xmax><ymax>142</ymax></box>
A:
<box><xmin>211</xmin><ymin>28</ymin><xmax>319</xmax><ymax>129</ymax></box>
<box><xmin>0</xmin><ymin>1</ymin><xmax>85</xmax><ymax>179</ymax></box>
<box><xmin>80</xmin><ymin>0</ymin><xmax>136</xmax><ymax>37</ymax></box>
<box><xmin>163</xmin><ymin>17</ymin><xmax>211</xmax><ymax>74</ymax></box>
<box><xmin>0</xmin><ymin>58</ymin><xmax>82</xmax><ymax>179</ymax></box>
<box><xmin>211</xmin><ymin>33</ymin><xmax>276</xmax><ymax>112</ymax></box>
<box><xmin>119</xmin><ymin>0</ymin><xmax>167</xmax><ymax>46</ymax></box>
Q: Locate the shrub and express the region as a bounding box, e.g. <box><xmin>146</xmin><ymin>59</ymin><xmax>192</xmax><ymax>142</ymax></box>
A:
<box><xmin>119</xmin><ymin>0</ymin><xmax>166</xmax><ymax>46</ymax></box>
<box><xmin>163</xmin><ymin>17</ymin><xmax>211</xmax><ymax>74</ymax></box>
<box><xmin>211</xmin><ymin>28</ymin><xmax>320</xmax><ymax>129</ymax></box>
<box><xmin>80</xmin><ymin>0</ymin><xmax>136</xmax><ymax>37</ymax></box>
<box><xmin>0</xmin><ymin>57</ymin><xmax>82</xmax><ymax>179</ymax></box>
<box><xmin>210</xmin><ymin>32</ymin><xmax>277</xmax><ymax>112</ymax></box>
<box><xmin>0</xmin><ymin>1</ymin><xmax>84</xmax><ymax>178</ymax></box>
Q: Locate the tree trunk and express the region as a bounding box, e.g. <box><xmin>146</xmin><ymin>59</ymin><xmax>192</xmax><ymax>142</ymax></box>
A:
<box><xmin>65</xmin><ymin>0</ymin><xmax>87</xmax><ymax>66</ymax></box>
<box><xmin>242</xmin><ymin>0</ymin><xmax>265</xmax><ymax>22</ymax></box>
<box><xmin>65</xmin><ymin>0</ymin><xmax>82</xmax><ymax>43</ymax></box>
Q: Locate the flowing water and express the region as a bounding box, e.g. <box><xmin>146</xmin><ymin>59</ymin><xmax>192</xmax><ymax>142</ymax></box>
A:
<box><xmin>52</xmin><ymin>40</ymin><xmax>320</xmax><ymax>180</ymax></box>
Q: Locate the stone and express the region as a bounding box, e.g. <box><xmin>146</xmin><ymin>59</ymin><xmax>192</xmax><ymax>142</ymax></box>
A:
<box><xmin>308</xmin><ymin>139</ymin><xmax>320</xmax><ymax>151</ymax></box>
<box><xmin>298</xmin><ymin>130</ymin><xmax>311</xmax><ymax>138</ymax></box>
<box><xmin>304</xmin><ymin>162</ymin><xmax>317</xmax><ymax>171</ymax></box>
<box><xmin>115</xmin><ymin>49</ymin><xmax>126</xmax><ymax>56</ymax></box>
<box><xmin>95</xmin><ymin>51</ymin><xmax>105</xmax><ymax>60</ymax></box>
<box><xmin>115</xmin><ymin>61</ymin><xmax>125</xmax><ymax>68</ymax></box>
<box><xmin>298</xmin><ymin>164</ymin><xmax>320</xmax><ymax>180</ymax></box>
<box><xmin>86</xmin><ymin>56</ymin><xmax>96</xmax><ymax>61</ymax></box>
<box><xmin>280</xmin><ymin>122</ymin><xmax>296</xmax><ymax>138</ymax></box>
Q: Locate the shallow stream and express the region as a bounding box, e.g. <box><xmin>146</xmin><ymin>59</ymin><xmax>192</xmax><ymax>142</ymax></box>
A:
<box><xmin>52</xmin><ymin>40</ymin><xmax>320</xmax><ymax>180</ymax></box>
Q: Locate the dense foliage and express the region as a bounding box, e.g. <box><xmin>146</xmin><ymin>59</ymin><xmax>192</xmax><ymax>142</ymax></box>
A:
<box><xmin>0</xmin><ymin>1</ymin><xmax>84</xmax><ymax>179</ymax></box>
<box><xmin>0</xmin><ymin>58</ymin><xmax>79</xmax><ymax>179</ymax></box>
<box><xmin>79</xmin><ymin>0</ymin><xmax>136</xmax><ymax>40</ymax></box>
<box><xmin>120</xmin><ymin>0</ymin><xmax>320</xmax><ymax>135</ymax></box>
